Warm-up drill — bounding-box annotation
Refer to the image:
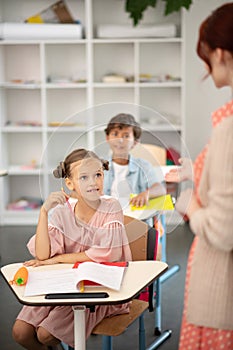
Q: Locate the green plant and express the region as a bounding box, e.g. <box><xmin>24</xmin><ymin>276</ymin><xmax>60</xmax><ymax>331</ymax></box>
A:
<box><xmin>126</xmin><ymin>0</ymin><xmax>193</xmax><ymax>26</ymax></box>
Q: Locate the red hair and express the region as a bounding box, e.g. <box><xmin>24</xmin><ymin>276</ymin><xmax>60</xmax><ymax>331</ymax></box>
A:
<box><xmin>197</xmin><ymin>3</ymin><xmax>233</xmax><ymax>72</ymax></box>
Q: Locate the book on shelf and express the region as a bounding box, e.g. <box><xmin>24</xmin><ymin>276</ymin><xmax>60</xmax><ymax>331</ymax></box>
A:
<box><xmin>24</xmin><ymin>261</ymin><xmax>128</xmax><ymax>297</ymax></box>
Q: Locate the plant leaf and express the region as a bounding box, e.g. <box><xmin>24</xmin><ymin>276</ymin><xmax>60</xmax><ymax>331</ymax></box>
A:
<box><xmin>125</xmin><ymin>0</ymin><xmax>158</xmax><ymax>26</ymax></box>
<box><xmin>162</xmin><ymin>0</ymin><xmax>193</xmax><ymax>15</ymax></box>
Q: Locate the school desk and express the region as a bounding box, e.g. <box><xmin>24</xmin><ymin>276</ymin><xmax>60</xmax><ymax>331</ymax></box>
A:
<box><xmin>123</xmin><ymin>200</ymin><xmax>180</xmax><ymax>282</ymax></box>
<box><xmin>123</xmin><ymin>199</ymin><xmax>180</xmax><ymax>336</ymax></box>
<box><xmin>1</xmin><ymin>260</ymin><xmax>168</xmax><ymax>350</ymax></box>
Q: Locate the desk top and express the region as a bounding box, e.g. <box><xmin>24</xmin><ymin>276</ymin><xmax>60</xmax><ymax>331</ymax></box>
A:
<box><xmin>1</xmin><ymin>261</ymin><xmax>167</xmax><ymax>306</ymax></box>
<box><xmin>123</xmin><ymin>206</ymin><xmax>156</xmax><ymax>221</ymax></box>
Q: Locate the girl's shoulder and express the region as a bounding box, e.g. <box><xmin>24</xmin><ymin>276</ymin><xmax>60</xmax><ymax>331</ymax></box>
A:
<box><xmin>100</xmin><ymin>195</ymin><xmax>122</xmax><ymax>212</ymax></box>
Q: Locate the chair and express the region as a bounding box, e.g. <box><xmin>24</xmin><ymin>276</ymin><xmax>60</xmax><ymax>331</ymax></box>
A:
<box><xmin>91</xmin><ymin>215</ymin><xmax>159</xmax><ymax>350</ymax></box>
<box><xmin>131</xmin><ymin>143</ymin><xmax>178</xmax><ymax>336</ymax></box>
<box><xmin>131</xmin><ymin>143</ymin><xmax>178</xmax><ymax>198</ymax></box>
<box><xmin>130</xmin><ymin>143</ymin><xmax>166</xmax><ymax>167</ymax></box>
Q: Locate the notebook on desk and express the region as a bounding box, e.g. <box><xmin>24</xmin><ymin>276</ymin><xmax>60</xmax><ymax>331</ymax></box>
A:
<box><xmin>24</xmin><ymin>262</ymin><xmax>127</xmax><ymax>297</ymax></box>
<box><xmin>130</xmin><ymin>194</ymin><xmax>175</xmax><ymax>211</ymax></box>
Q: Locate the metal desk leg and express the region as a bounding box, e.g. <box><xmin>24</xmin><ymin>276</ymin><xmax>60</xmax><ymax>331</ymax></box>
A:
<box><xmin>154</xmin><ymin>278</ymin><xmax>161</xmax><ymax>335</ymax></box>
<box><xmin>146</xmin><ymin>213</ymin><xmax>177</xmax><ymax>349</ymax></box>
<box><xmin>73</xmin><ymin>305</ymin><xmax>86</xmax><ymax>350</ymax></box>
<box><xmin>146</xmin><ymin>278</ymin><xmax>172</xmax><ymax>350</ymax></box>
<box><xmin>159</xmin><ymin>264</ymin><xmax>180</xmax><ymax>283</ymax></box>
<box><xmin>146</xmin><ymin>329</ymin><xmax>172</xmax><ymax>350</ymax></box>
<box><xmin>159</xmin><ymin>214</ymin><xmax>180</xmax><ymax>283</ymax></box>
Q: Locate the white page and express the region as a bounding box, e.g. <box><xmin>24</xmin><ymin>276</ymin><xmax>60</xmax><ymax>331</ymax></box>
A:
<box><xmin>74</xmin><ymin>262</ymin><xmax>125</xmax><ymax>291</ymax></box>
<box><xmin>24</xmin><ymin>263</ymin><xmax>125</xmax><ymax>296</ymax></box>
<box><xmin>24</xmin><ymin>269</ymin><xmax>77</xmax><ymax>296</ymax></box>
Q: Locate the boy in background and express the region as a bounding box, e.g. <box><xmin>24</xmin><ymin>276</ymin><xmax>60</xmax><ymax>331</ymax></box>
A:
<box><xmin>103</xmin><ymin>113</ymin><xmax>166</xmax><ymax>227</ymax></box>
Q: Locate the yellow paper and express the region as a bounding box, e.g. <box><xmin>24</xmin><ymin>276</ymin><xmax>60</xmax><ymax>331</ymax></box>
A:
<box><xmin>130</xmin><ymin>194</ymin><xmax>174</xmax><ymax>211</ymax></box>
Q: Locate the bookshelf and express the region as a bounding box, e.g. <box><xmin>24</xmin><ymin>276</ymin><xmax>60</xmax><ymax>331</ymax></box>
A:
<box><xmin>0</xmin><ymin>0</ymin><xmax>185</xmax><ymax>225</ymax></box>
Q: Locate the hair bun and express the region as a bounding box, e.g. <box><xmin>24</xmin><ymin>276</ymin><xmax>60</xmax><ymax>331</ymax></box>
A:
<box><xmin>53</xmin><ymin>161</ymin><xmax>66</xmax><ymax>178</ymax></box>
<box><xmin>102</xmin><ymin>159</ymin><xmax>109</xmax><ymax>171</ymax></box>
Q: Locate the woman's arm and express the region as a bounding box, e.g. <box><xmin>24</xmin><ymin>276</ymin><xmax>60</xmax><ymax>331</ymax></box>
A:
<box><xmin>165</xmin><ymin>157</ymin><xmax>193</xmax><ymax>183</ymax></box>
<box><xmin>176</xmin><ymin>118</ymin><xmax>233</xmax><ymax>251</ymax></box>
<box><xmin>189</xmin><ymin>118</ymin><xmax>233</xmax><ymax>251</ymax></box>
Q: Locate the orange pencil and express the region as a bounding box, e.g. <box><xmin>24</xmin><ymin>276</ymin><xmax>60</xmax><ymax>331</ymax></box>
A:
<box><xmin>61</xmin><ymin>187</ymin><xmax>73</xmax><ymax>213</ymax></box>
<box><xmin>79</xmin><ymin>280</ymin><xmax>85</xmax><ymax>293</ymax></box>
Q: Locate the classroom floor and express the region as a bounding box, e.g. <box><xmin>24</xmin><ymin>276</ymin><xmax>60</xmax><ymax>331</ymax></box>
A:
<box><xmin>0</xmin><ymin>223</ymin><xmax>193</xmax><ymax>350</ymax></box>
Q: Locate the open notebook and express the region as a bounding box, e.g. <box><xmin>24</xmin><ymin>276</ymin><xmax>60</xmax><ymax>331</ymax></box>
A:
<box><xmin>24</xmin><ymin>262</ymin><xmax>127</xmax><ymax>297</ymax></box>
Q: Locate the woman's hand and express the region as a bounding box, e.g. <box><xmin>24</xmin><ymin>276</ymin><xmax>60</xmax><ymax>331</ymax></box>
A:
<box><xmin>42</xmin><ymin>191</ymin><xmax>68</xmax><ymax>212</ymax></box>
<box><xmin>175</xmin><ymin>188</ymin><xmax>200</xmax><ymax>219</ymax></box>
<box><xmin>165</xmin><ymin>158</ymin><xmax>193</xmax><ymax>183</ymax></box>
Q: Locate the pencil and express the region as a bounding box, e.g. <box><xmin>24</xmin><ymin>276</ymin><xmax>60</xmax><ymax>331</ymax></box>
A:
<box><xmin>79</xmin><ymin>280</ymin><xmax>85</xmax><ymax>293</ymax></box>
<box><xmin>61</xmin><ymin>187</ymin><xmax>73</xmax><ymax>213</ymax></box>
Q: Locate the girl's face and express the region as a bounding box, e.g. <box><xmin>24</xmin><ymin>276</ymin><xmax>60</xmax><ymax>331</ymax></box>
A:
<box><xmin>66</xmin><ymin>158</ymin><xmax>104</xmax><ymax>202</ymax></box>
<box><xmin>106</xmin><ymin>126</ymin><xmax>136</xmax><ymax>158</ymax></box>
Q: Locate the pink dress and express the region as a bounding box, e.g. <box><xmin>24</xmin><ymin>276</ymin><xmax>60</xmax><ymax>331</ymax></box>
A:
<box><xmin>179</xmin><ymin>101</ymin><xmax>233</xmax><ymax>349</ymax></box>
<box><xmin>17</xmin><ymin>197</ymin><xmax>132</xmax><ymax>348</ymax></box>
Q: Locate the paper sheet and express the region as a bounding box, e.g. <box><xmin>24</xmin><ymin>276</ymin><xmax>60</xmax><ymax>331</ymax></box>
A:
<box><xmin>24</xmin><ymin>269</ymin><xmax>77</xmax><ymax>296</ymax></box>
<box><xmin>130</xmin><ymin>194</ymin><xmax>174</xmax><ymax>211</ymax></box>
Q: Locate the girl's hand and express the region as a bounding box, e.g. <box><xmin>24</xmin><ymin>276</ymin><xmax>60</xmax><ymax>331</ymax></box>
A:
<box><xmin>130</xmin><ymin>191</ymin><xmax>149</xmax><ymax>208</ymax></box>
<box><xmin>42</xmin><ymin>191</ymin><xmax>68</xmax><ymax>212</ymax></box>
<box><xmin>175</xmin><ymin>188</ymin><xmax>200</xmax><ymax>219</ymax></box>
<box><xmin>24</xmin><ymin>259</ymin><xmax>47</xmax><ymax>267</ymax></box>
<box><xmin>24</xmin><ymin>257</ymin><xmax>58</xmax><ymax>267</ymax></box>
<box><xmin>165</xmin><ymin>158</ymin><xmax>193</xmax><ymax>183</ymax></box>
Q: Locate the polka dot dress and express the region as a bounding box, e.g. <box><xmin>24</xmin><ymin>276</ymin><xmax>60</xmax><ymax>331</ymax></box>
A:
<box><xmin>178</xmin><ymin>100</ymin><xmax>233</xmax><ymax>350</ymax></box>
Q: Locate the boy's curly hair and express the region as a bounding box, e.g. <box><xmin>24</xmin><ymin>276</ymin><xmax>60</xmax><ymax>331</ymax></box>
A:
<box><xmin>104</xmin><ymin>113</ymin><xmax>142</xmax><ymax>141</ymax></box>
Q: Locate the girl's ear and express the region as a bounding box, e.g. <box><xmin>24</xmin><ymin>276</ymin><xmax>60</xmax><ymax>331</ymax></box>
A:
<box><xmin>65</xmin><ymin>177</ymin><xmax>74</xmax><ymax>191</ymax></box>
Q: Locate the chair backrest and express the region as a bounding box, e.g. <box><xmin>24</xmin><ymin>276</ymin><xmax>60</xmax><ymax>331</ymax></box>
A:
<box><xmin>124</xmin><ymin>215</ymin><xmax>158</xmax><ymax>311</ymax></box>
<box><xmin>130</xmin><ymin>143</ymin><xmax>166</xmax><ymax>166</ymax></box>
<box><xmin>124</xmin><ymin>215</ymin><xmax>148</xmax><ymax>261</ymax></box>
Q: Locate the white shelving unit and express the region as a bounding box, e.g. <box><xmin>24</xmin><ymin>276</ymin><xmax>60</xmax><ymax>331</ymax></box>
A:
<box><xmin>0</xmin><ymin>0</ymin><xmax>185</xmax><ymax>225</ymax></box>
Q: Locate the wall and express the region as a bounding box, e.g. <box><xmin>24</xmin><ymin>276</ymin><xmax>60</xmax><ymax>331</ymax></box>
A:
<box><xmin>184</xmin><ymin>0</ymin><xmax>232</xmax><ymax>160</ymax></box>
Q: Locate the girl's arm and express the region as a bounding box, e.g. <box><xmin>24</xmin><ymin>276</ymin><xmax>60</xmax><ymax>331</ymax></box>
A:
<box><xmin>35</xmin><ymin>206</ymin><xmax>50</xmax><ymax>260</ymax></box>
<box><xmin>35</xmin><ymin>191</ymin><xmax>68</xmax><ymax>260</ymax></box>
<box><xmin>24</xmin><ymin>251</ymin><xmax>92</xmax><ymax>267</ymax></box>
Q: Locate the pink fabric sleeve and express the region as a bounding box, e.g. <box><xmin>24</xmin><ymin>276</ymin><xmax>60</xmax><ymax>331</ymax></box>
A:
<box><xmin>26</xmin><ymin>226</ymin><xmax>65</xmax><ymax>258</ymax></box>
<box><xmin>85</xmin><ymin>221</ymin><xmax>132</xmax><ymax>263</ymax></box>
